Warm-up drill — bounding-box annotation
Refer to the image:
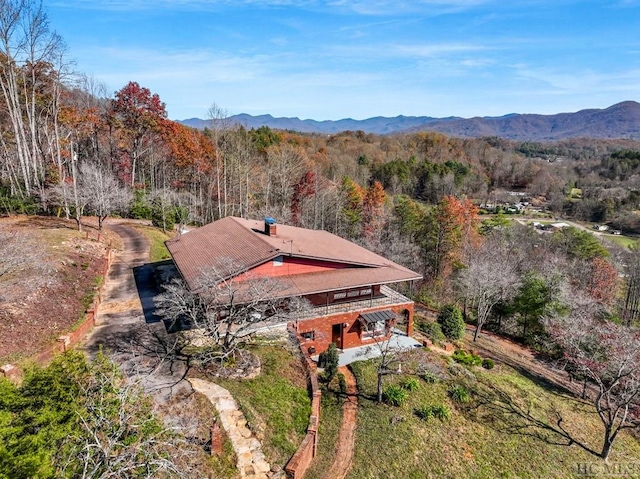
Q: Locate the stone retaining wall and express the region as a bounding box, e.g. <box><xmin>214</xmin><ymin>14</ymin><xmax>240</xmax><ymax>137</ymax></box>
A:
<box><xmin>284</xmin><ymin>323</ymin><xmax>322</xmax><ymax>479</ymax></box>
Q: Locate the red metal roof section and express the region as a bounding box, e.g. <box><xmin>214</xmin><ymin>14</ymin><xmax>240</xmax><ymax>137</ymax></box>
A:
<box><xmin>165</xmin><ymin>216</ymin><xmax>422</xmax><ymax>293</ymax></box>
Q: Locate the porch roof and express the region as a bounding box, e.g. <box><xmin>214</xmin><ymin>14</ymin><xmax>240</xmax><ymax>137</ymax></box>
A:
<box><xmin>359</xmin><ymin>309</ymin><xmax>396</xmax><ymax>325</ymax></box>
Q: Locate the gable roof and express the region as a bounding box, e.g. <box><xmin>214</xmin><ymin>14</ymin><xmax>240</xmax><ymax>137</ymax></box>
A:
<box><xmin>165</xmin><ymin>216</ymin><xmax>421</xmax><ymax>294</ymax></box>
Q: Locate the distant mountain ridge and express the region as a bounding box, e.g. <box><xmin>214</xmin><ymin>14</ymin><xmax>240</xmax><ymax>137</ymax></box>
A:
<box><xmin>179</xmin><ymin>101</ymin><xmax>640</xmax><ymax>140</ymax></box>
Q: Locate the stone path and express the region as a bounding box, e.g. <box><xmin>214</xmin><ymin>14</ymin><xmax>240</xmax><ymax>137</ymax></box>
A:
<box><xmin>325</xmin><ymin>366</ymin><xmax>358</xmax><ymax>479</ymax></box>
<box><xmin>189</xmin><ymin>377</ymin><xmax>272</xmax><ymax>479</ymax></box>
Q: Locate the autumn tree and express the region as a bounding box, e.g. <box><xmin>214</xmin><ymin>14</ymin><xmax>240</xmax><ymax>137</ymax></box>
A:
<box><xmin>421</xmin><ymin>195</ymin><xmax>479</xmax><ymax>283</ymax></box>
<box><xmin>109</xmin><ymin>81</ymin><xmax>167</xmax><ymax>186</ymax></box>
<box><xmin>585</xmin><ymin>257</ymin><xmax>619</xmax><ymax>306</ymax></box>
<box><xmin>361</xmin><ymin>180</ymin><xmax>386</xmax><ymax>240</ymax></box>
<box><xmin>290</xmin><ymin>170</ymin><xmax>316</xmax><ymax>227</ymax></box>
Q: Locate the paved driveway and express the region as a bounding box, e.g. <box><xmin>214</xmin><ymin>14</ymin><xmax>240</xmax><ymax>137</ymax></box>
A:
<box><xmin>81</xmin><ymin>221</ymin><xmax>191</xmax><ymax>403</ymax></box>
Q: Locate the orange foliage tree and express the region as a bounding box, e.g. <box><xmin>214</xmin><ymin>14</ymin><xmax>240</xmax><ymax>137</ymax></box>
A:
<box><xmin>420</xmin><ymin>195</ymin><xmax>480</xmax><ymax>283</ymax></box>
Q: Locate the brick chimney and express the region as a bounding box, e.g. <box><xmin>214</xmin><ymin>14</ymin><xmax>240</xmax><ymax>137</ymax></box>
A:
<box><xmin>264</xmin><ymin>217</ymin><xmax>277</xmax><ymax>236</ymax></box>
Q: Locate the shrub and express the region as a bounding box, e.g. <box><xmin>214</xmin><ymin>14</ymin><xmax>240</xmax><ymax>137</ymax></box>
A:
<box><xmin>448</xmin><ymin>384</ymin><xmax>470</xmax><ymax>404</ymax></box>
<box><xmin>414</xmin><ymin>405</ymin><xmax>434</xmax><ymax>420</ymax></box>
<box><xmin>318</xmin><ymin>343</ymin><xmax>339</xmax><ymax>382</ymax></box>
<box><xmin>430</xmin><ymin>403</ymin><xmax>451</xmax><ymax>420</ymax></box>
<box><xmin>452</xmin><ymin>350</ymin><xmax>482</xmax><ymax>366</ymax></box>
<box><xmin>482</xmin><ymin>358</ymin><xmax>495</xmax><ymax>370</ymax></box>
<box><xmin>418</xmin><ymin>320</ymin><xmax>446</xmax><ymax>344</ymax></box>
<box><xmin>437</xmin><ymin>304</ymin><xmax>466</xmax><ymax>341</ymax></box>
<box><xmin>382</xmin><ymin>384</ymin><xmax>408</xmax><ymax>406</ymax></box>
<box><xmin>420</xmin><ymin>371</ymin><xmax>438</xmax><ymax>384</ymax></box>
<box><xmin>400</xmin><ymin>377</ymin><xmax>420</xmax><ymax>391</ymax></box>
<box><xmin>337</xmin><ymin>372</ymin><xmax>347</xmax><ymax>393</ymax></box>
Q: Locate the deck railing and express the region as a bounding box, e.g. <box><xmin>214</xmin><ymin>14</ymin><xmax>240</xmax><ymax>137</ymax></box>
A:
<box><xmin>297</xmin><ymin>285</ymin><xmax>412</xmax><ymax>320</ymax></box>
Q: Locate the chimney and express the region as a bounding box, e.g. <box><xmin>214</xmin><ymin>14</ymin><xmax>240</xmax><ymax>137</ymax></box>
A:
<box><xmin>264</xmin><ymin>217</ymin><xmax>277</xmax><ymax>236</ymax></box>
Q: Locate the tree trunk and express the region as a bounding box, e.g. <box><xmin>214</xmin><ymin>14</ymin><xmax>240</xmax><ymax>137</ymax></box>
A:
<box><xmin>377</xmin><ymin>372</ymin><xmax>383</xmax><ymax>403</ymax></box>
<box><xmin>600</xmin><ymin>432</ymin><xmax>613</xmax><ymax>461</ymax></box>
<box><xmin>473</xmin><ymin>323</ymin><xmax>481</xmax><ymax>342</ymax></box>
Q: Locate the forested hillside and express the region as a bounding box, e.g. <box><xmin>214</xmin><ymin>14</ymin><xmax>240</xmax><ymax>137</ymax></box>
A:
<box><xmin>2</xmin><ymin>0</ymin><xmax>640</xmax><ymax>299</ymax></box>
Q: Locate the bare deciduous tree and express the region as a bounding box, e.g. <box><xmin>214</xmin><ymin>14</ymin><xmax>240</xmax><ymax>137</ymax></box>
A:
<box><xmin>79</xmin><ymin>162</ymin><xmax>131</xmax><ymax>229</ymax></box>
<box><xmin>61</xmin><ymin>354</ymin><xmax>197</xmax><ymax>478</ymax></box>
<box><xmin>544</xmin><ymin>291</ymin><xmax>640</xmax><ymax>460</ymax></box>
<box><xmin>458</xmin><ymin>233</ymin><xmax>520</xmax><ymax>341</ymax></box>
<box><xmin>159</xmin><ymin>259</ymin><xmax>310</xmax><ymax>362</ymax></box>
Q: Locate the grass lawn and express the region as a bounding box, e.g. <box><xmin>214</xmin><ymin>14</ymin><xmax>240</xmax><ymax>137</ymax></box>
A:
<box><xmin>215</xmin><ymin>343</ymin><xmax>311</xmax><ymax>467</ymax></box>
<box><xmin>347</xmin><ymin>351</ymin><xmax>640</xmax><ymax>479</ymax></box>
<box><xmin>604</xmin><ymin>234</ymin><xmax>638</xmax><ymax>249</ymax></box>
<box><xmin>129</xmin><ymin>224</ymin><xmax>172</xmax><ymax>262</ymax></box>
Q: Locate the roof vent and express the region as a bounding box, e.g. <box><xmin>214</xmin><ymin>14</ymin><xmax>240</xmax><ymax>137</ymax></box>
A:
<box><xmin>264</xmin><ymin>217</ymin><xmax>277</xmax><ymax>236</ymax></box>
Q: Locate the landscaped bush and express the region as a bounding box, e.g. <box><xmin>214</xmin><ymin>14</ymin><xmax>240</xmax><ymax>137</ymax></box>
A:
<box><xmin>437</xmin><ymin>304</ymin><xmax>466</xmax><ymax>341</ymax></box>
<box><xmin>482</xmin><ymin>358</ymin><xmax>495</xmax><ymax>370</ymax></box>
<box><xmin>318</xmin><ymin>343</ymin><xmax>339</xmax><ymax>382</ymax></box>
<box><xmin>382</xmin><ymin>384</ymin><xmax>408</xmax><ymax>406</ymax></box>
<box><xmin>418</xmin><ymin>320</ymin><xmax>446</xmax><ymax>344</ymax></box>
<box><xmin>415</xmin><ymin>403</ymin><xmax>452</xmax><ymax>421</ymax></box>
<box><xmin>431</xmin><ymin>403</ymin><xmax>451</xmax><ymax>420</ymax></box>
<box><xmin>400</xmin><ymin>377</ymin><xmax>420</xmax><ymax>391</ymax></box>
<box><xmin>448</xmin><ymin>384</ymin><xmax>470</xmax><ymax>404</ymax></box>
<box><xmin>414</xmin><ymin>405</ymin><xmax>434</xmax><ymax>420</ymax></box>
<box><xmin>452</xmin><ymin>349</ymin><xmax>482</xmax><ymax>366</ymax></box>
<box><xmin>419</xmin><ymin>371</ymin><xmax>438</xmax><ymax>383</ymax></box>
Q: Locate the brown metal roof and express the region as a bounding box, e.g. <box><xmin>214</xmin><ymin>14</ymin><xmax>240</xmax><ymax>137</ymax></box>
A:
<box><xmin>166</xmin><ymin>216</ymin><xmax>422</xmax><ymax>294</ymax></box>
<box><xmin>359</xmin><ymin>309</ymin><xmax>397</xmax><ymax>324</ymax></box>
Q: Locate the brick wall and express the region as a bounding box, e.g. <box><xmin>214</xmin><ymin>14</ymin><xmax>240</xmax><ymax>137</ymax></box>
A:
<box><xmin>285</xmin><ymin>324</ymin><xmax>322</xmax><ymax>479</ymax></box>
<box><xmin>295</xmin><ymin>302</ymin><xmax>414</xmax><ymax>355</ymax></box>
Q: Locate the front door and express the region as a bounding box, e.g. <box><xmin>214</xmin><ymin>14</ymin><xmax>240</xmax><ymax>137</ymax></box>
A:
<box><xmin>331</xmin><ymin>323</ymin><xmax>343</xmax><ymax>349</ymax></box>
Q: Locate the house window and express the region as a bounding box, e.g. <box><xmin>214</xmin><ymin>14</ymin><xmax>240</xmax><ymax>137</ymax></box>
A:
<box><xmin>273</xmin><ymin>256</ymin><xmax>284</xmax><ymax>266</ymax></box>
<box><xmin>334</xmin><ymin>292</ymin><xmax>347</xmax><ymax>300</ymax></box>
<box><xmin>301</xmin><ymin>331</ymin><xmax>315</xmax><ymax>341</ymax></box>
<box><xmin>360</xmin><ymin>288</ymin><xmax>372</xmax><ymax>295</ymax></box>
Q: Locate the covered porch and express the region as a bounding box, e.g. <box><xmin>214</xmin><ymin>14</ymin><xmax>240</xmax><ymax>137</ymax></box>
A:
<box><xmin>311</xmin><ymin>330</ymin><xmax>423</xmax><ymax>366</ymax></box>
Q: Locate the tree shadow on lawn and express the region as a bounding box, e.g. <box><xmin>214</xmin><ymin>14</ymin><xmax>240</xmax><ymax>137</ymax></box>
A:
<box><xmin>469</xmin><ymin>377</ymin><xmax>603</xmax><ymax>458</ymax></box>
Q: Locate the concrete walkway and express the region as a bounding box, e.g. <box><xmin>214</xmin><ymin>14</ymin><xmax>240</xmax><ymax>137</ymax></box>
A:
<box><xmin>189</xmin><ymin>377</ymin><xmax>271</xmax><ymax>479</ymax></box>
<box><xmin>325</xmin><ymin>366</ymin><xmax>358</xmax><ymax>479</ymax></box>
<box><xmin>312</xmin><ymin>332</ymin><xmax>422</xmax><ymax>366</ymax></box>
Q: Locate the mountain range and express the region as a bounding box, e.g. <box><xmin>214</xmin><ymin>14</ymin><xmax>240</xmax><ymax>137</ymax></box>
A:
<box><xmin>179</xmin><ymin>101</ymin><xmax>640</xmax><ymax>141</ymax></box>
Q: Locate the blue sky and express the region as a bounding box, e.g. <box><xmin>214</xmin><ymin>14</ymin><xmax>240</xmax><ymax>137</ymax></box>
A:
<box><xmin>47</xmin><ymin>0</ymin><xmax>640</xmax><ymax>121</ymax></box>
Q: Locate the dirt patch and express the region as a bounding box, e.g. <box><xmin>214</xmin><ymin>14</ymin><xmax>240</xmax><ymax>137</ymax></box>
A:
<box><xmin>0</xmin><ymin>216</ymin><xmax>109</xmax><ymax>363</ymax></box>
<box><xmin>325</xmin><ymin>366</ymin><xmax>358</xmax><ymax>479</ymax></box>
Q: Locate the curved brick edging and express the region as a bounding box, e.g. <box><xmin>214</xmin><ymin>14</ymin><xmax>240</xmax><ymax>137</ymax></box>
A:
<box><xmin>189</xmin><ymin>377</ymin><xmax>272</xmax><ymax>479</ymax></box>
<box><xmin>1</xmin><ymin>234</ymin><xmax>113</xmax><ymax>380</ymax></box>
<box><xmin>285</xmin><ymin>323</ymin><xmax>322</xmax><ymax>479</ymax></box>
<box><xmin>325</xmin><ymin>366</ymin><xmax>358</xmax><ymax>479</ymax></box>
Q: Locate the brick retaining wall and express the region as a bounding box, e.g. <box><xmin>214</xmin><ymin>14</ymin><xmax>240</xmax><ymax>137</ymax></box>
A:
<box><xmin>285</xmin><ymin>323</ymin><xmax>322</xmax><ymax>479</ymax></box>
<box><xmin>1</xmin><ymin>240</ymin><xmax>113</xmax><ymax>380</ymax></box>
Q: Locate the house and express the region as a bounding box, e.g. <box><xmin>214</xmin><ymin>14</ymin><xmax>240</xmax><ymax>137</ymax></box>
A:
<box><xmin>165</xmin><ymin>216</ymin><xmax>422</xmax><ymax>354</ymax></box>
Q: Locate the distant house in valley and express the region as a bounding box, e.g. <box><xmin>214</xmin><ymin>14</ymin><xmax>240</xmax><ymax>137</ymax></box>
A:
<box><xmin>165</xmin><ymin>217</ymin><xmax>422</xmax><ymax>354</ymax></box>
